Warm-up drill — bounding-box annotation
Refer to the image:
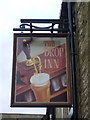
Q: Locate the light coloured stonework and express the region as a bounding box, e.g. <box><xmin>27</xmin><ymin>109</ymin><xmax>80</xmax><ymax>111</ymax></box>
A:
<box><xmin>75</xmin><ymin>2</ymin><xmax>90</xmax><ymax>118</ymax></box>
<box><xmin>2</xmin><ymin>114</ymin><xmax>43</xmax><ymax>120</ymax></box>
<box><xmin>0</xmin><ymin>114</ymin><xmax>2</xmax><ymax>120</ymax></box>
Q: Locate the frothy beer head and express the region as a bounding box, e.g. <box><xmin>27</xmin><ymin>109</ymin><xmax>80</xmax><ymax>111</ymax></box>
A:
<box><xmin>30</xmin><ymin>73</ymin><xmax>50</xmax><ymax>87</ymax></box>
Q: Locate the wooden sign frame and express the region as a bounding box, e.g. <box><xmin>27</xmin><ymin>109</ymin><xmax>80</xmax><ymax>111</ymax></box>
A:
<box><xmin>11</xmin><ymin>33</ymin><xmax>72</xmax><ymax>107</ymax></box>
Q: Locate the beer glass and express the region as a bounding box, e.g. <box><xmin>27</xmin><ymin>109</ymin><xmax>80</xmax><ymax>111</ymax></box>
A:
<box><xmin>30</xmin><ymin>73</ymin><xmax>50</xmax><ymax>102</ymax></box>
<box><xmin>61</xmin><ymin>74</ymin><xmax>67</xmax><ymax>87</ymax></box>
<box><xmin>24</xmin><ymin>90</ymin><xmax>35</xmax><ymax>102</ymax></box>
<box><xmin>51</xmin><ymin>78</ymin><xmax>60</xmax><ymax>92</ymax></box>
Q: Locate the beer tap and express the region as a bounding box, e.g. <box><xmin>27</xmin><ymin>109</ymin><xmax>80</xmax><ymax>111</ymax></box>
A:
<box><xmin>22</xmin><ymin>39</ymin><xmax>42</xmax><ymax>74</ymax></box>
<box><xmin>22</xmin><ymin>39</ymin><xmax>31</xmax><ymax>59</ymax></box>
<box><xmin>26</xmin><ymin>55</ymin><xmax>42</xmax><ymax>74</ymax></box>
<box><xmin>33</xmin><ymin>56</ymin><xmax>42</xmax><ymax>74</ymax></box>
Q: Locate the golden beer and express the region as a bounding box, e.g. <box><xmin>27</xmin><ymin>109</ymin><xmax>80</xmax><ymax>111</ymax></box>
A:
<box><xmin>30</xmin><ymin>73</ymin><xmax>50</xmax><ymax>102</ymax></box>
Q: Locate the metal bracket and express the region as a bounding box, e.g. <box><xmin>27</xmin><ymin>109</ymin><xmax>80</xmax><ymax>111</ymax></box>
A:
<box><xmin>13</xmin><ymin>19</ymin><xmax>69</xmax><ymax>33</ymax></box>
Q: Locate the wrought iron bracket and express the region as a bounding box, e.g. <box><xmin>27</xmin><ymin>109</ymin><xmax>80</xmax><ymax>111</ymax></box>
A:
<box><xmin>13</xmin><ymin>19</ymin><xmax>69</xmax><ymax>33</ymax></box>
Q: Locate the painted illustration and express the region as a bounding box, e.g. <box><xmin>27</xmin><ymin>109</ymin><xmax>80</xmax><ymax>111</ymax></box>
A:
<box><xmin>11</xmin><ymin>34</ymin><xmax>71</xmax><ymax>106</ymax></box>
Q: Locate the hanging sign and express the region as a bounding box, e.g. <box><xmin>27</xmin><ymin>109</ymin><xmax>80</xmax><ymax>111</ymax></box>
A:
<box><xmin>11</xmin><ymin>33</ymin><xmax>72</xmax><ymax>107</ymax></box>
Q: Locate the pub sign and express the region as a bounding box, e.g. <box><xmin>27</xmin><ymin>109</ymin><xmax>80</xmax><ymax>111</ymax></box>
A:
<box><xmin>11</xmin><ymin>33</ymin><xmax>72</xmax><ymax>107</ymax></box>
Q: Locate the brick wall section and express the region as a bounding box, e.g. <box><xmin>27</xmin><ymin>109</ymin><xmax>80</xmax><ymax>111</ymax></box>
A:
<box><xmin>75</xmin><ymin>2</ymin><xmax>90</xmax><ymax>118</ymax></box>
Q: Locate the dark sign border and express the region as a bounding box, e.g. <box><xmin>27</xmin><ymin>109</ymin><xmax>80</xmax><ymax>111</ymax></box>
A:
<box><xmin>11</xmin><ymin>33</ymin><xmax>72</xmax><ymax>107</ymax></box>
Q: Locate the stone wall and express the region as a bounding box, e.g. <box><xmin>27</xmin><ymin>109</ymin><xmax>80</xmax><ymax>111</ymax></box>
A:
<box><xmin>74</xmin><ymin>2</ymin><xmax>90</xmax><ymax>118</ymax></box>
<box><xmin>0</xmin><ymin>114</ymin><xmax>2</xmax><ymax>120</ymax></box>
<box><xmin>56</xmin><ymin>108</ymin><xmax>69</xmax><ymax>118</ymax></box>
<box><xmin>1</xmin><ymin>114</ymin><xmax>43</xmax><ymax>120</ymax></box>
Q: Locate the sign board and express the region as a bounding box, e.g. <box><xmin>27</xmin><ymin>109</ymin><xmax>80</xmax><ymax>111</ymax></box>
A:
<box><xmin>11</xmin><ymin>33</ymin><xmax>72</xmax><ymax>107</ymax></box>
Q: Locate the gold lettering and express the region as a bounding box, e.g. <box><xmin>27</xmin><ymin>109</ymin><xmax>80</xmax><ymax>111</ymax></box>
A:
<box><xmin>59</xmin><ymin>48</ymin><xmax>64</xmax><ymax>56</ymax></box>
<box><xmin>49</xmin><ymin>49</ymin><xmax>55</xmax><ymax>57</ymax></box>
<box><xmin>44</xmin><ymin>59</ymin><xmax>47</xmax><ymax>68</ymax></box>
<box><xmin>53</xmin><ymin>59</ymin><xmax>59</xmax><ymax>68</ymax></box>
<box><xmin>44</xmin><ymin>47</ymin><xmax>64</xmax><ymax>57</ymax></box>
<box><xmin>47</xmin><ymin>59</ymin><xmax>53</xmax><ymax>68</ymax></box>
<box><xmin>43</xmin><ymin>41</ymin><xmax>55</xmax><ymax>47</ymax></box>
<box><xmin>44</xmin><ymin>48</ymin><xmax>50</xmax><ymax>57</ymax></box>
<box><xmin>44</xmin><ymin>59</ymin><xmax>59</xmax><ymax>69</ymax></box>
